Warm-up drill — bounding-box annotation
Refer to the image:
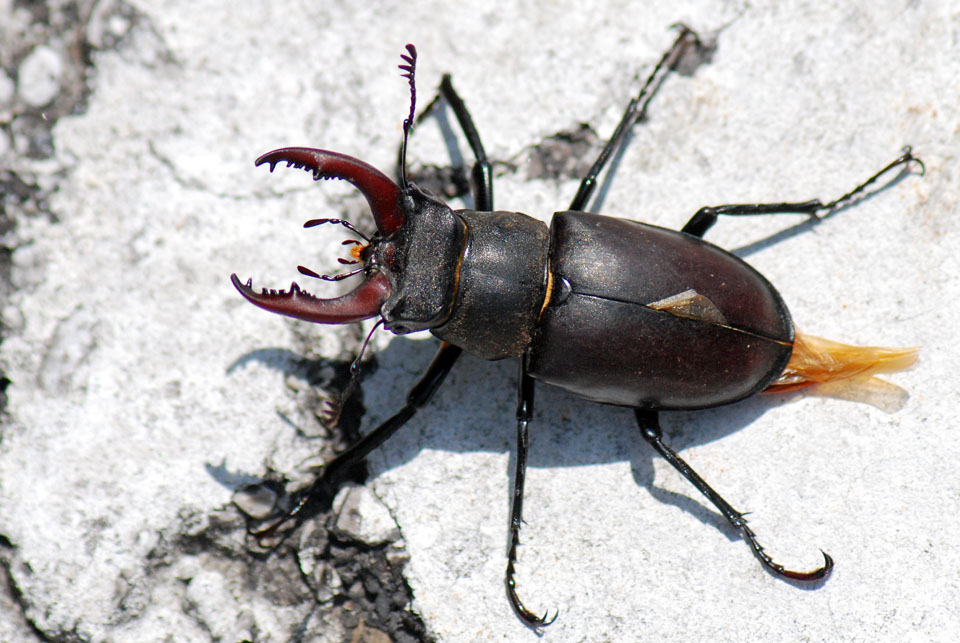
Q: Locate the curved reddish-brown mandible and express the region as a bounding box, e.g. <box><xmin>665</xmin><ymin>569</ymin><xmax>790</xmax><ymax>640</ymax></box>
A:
<box><xmin>255</xmin><ymin>147</ymin><xmax>405</xmax><ymax>236</ymax></box>
<box><xmin>230</xmin><ymin>272</ymin><xmax>391</xmax><ymax>324</ymax></box>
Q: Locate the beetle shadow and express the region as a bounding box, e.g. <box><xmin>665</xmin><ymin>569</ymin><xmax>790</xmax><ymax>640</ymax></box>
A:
<box><xmin>224</xmin><ymin>334</ymin><xmax>827</xmax><ymax>580</ymax></box>
<box><xmin>359</xmin><ymin>335</ymin><xmax>798</xmax><ymax>544</ymax></box>
<box><xmin>226</xmin><ymin>346</ymin><xmax>303</xmax><ymax>376</ymax></box>
<box><xmin>217</xmin><ymin>345</ymin><xmax>357</xmax><ymax>483</ymax></box>
<box><xmin>627</xmin><ymin>400</ymin><xmax>800</xmax><ymax>548</ymax></box>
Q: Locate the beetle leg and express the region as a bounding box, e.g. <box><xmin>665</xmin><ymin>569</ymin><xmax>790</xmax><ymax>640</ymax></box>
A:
<box><xmin>634</xmin><ymin>409</ymin><xmax>834</xmax><ymax>582</ymax></box>
<box><xmin>505</xmin><ymin>361</ymin><xmax>559</xmax><ymax>628</ymax></box>
<box><xmin>251</xmin><ymin>342</ymin><xmax>463</xmax><ymax>539</ymax></box>
<box><xmin>569</xmin><ymin>24</ymin><xmax>711</xmax><ymax>212</ymax></box>
<box><xmin>404</xmin><ymin>74</ymin><xmax>494</xmax><ymax>211</ymax></box>
<box><xmin>433</xmin><ymin>74</ymin><xmax>493</xmax><ymax>211</ymax></box>
<box><xmin>406</xmin><ymin>71</ymin><xmax>567</xmax><ymax>624</ymax></box>
<box><xmin>681</xmin><ymin>147</ymin><xmax>924</xmax><ymax>238</ymax></box>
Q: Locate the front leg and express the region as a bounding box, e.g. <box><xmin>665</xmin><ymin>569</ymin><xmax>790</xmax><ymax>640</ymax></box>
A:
<box><xmin>252</xmin><ymin>342</ymin><xmax>463</xmax><ymax>538</ymax></box>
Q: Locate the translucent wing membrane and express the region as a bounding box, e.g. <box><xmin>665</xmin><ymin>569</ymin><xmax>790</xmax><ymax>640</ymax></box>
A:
<box><xmin>648</xmin><ymin>289</ymin><xmax>729</xmax><ymax>325</ymax></box>
<box><xmin>767</xmin><ymin>330</ymin><xmax>919</xmax><ymax>393</ymax></box>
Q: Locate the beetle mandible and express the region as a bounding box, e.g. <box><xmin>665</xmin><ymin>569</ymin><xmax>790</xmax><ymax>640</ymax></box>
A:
<box><xmin>232</xmin><ymin>26</ymin><xmax>922</xmax><ymax>627</ymax></box>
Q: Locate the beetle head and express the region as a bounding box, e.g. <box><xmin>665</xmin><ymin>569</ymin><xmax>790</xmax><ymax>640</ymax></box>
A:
<box><xmin>232</xmin><ymin>146</ymin><xmax>465</xmax><ymax>334</ymax></box>
<box><xmin>232</xmin><ymin>45</ymin><xmax>465</xmax><ymax>334</ymax></box>
<box><xmin>231</xmin><ymin>147</ymin><xmax>402</xmax><ymax>325</ymax></box>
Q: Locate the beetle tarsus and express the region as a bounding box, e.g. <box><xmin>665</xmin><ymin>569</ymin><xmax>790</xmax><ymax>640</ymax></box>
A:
<box><xmin>737</xmin><ymin>516</ymin><xmax>834</xmax><ymax>581</ymax></box>
<box><xmin>506</xmin><ymin>537</ymin><xmax>559</xmax><ymax>628</ymax></box>
<box><xmin>820</xmin><ymin>145</ymin><xmax>924</xmax><ymax>212</ymax></box>
<box><xmin>506</xmin><ymin>566</ymin><xmax>559</xmax><ymax>628</ymax></box>
<box><xmin>780</xmin><ymin>551</ymin><xmax>834</xmax><ymax>582</ymax></box>
<box><xmin>502</xmin><ymin>367</ymin><xmax>559</xmax><ymax>628</ymax></box>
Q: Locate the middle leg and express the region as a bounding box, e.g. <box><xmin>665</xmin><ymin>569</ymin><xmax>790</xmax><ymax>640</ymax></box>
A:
<box><xmin>505</xmin><ymin>360</ymin><xmax>558</xmax><ymax>628</ymax></box>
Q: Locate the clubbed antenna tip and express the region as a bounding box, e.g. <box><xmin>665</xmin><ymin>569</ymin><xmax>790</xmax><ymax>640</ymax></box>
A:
<box><xmin>398</xmin><ymin>44</ymin><xmax>418</xmax><ymax>188</ymax></box>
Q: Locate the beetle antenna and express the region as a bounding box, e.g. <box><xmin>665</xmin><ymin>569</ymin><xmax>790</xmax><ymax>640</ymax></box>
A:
<box><xmin>298</xmin><ymin>264</ymin><xmax>367</xmax><ymax>282</ymax></box>
<box><xmin>298</xmin><ymin>218</ymin><xmax>372</xmax><ymax>280</ymax></box>
<box><xmin>297</xmin><ymin>265</ymin><xmax>321</xmax><ymax>279</ymax></box>
<box><xmin>398</xmin><ymin>44</ymin><xmax>418</xmax><ymax>189</ymax></box>
<box><xmin>322</xmin><ymin>318</ymin><xmax>384</xmax><ymax>427</ymax></box>
<box><xmin>303</xmin><ymin>218</ymin><xmax>371</xmax><ymax>242</ymax></box>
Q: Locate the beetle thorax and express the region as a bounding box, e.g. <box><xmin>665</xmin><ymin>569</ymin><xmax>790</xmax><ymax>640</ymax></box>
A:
<box><xmin>431</xmin><ymin>209</ymin><xmax>550</xmax><ymax>360</ymax></box>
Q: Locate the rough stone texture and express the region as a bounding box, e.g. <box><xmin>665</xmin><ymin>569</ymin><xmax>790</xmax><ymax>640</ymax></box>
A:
<box><xmin>17</xmin><ymin>45</ymin><xmax>64</xmax><ymax>108</ymax></box>
<box><xmin>333</xmin><ymin>486</ymin><xmax>403</xmax><ymax>547</ymax></box>
<box><xmin>1</xmin><ymin>0</ymin><xmax>958</xmax><ymax>641</ymax></box>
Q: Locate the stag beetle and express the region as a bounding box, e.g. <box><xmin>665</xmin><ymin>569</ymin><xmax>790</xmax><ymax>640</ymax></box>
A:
<box><xmin>232</xmin><ymin>26</ymin><xmax>922</xmax><ymax>627</ymax></box>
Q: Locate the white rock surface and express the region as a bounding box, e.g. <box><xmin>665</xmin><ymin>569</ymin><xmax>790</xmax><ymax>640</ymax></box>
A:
<box><xmin>1</xmin><ymin>0</ymin><xmax>958</xmax><ymax>641</ymax></box>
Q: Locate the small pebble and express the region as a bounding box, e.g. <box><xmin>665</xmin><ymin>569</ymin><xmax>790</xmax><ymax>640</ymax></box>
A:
<box><xmin>18</xmin><ymin>45</ymin><xmax>63</xmax><ymax>108</ymax></box>
<box><xmin>232</xmin><ymin>484</ymin><xmax>278</xmax><ymax>520</ymax></box>
<box><xmin>333</xmin><ymin>485</ymin><xmax>401</xmax><ymax>546</ymax></box>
